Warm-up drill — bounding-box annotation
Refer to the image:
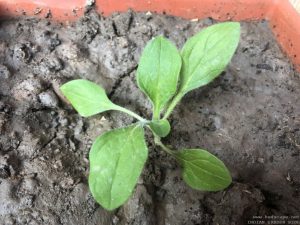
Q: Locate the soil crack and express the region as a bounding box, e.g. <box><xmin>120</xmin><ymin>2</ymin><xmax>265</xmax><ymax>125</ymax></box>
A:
<box><xmin>108</xmin><ymin>65</ymin><xmax>138</xmax><ymax>98</ymax></box>
<box><xmin>30</xmin><ymin>132</ymin><xmax>57</xmax><ymax>161</ymax></box>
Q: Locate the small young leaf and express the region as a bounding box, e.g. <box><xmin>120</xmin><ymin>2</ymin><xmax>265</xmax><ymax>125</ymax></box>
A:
<box><xmin>149</xmin><ymin>119</ymin><xmax>171</xmax><ymax>137</ymax></box>
<box><xmin>175</xmin><ymin>149</ymin><xmax>231</xmax><ymax>191</ymax></box>
<box><xmin>137</xmin><ymin>36</ymin><xmax>182</xmax><ymax>119</ymax></box>
<box><xmin>179</xmin><ymin>22</ymin><xmax>240</xmax><ymax>95</ymax></box>
<box><xmin>89</xmin><ymin>124</ymin><xmax>148</xmax><ymax>210</ymax></box>
<box><xmin>60</xmin><ymin>79</ymin><xmax>117</xmax><ymax>117</ymax></box>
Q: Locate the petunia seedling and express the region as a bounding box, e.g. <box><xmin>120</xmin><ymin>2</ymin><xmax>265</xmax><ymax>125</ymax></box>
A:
<box><xmin>60</xmin><ymin>22</ymin><xmax>240</xmax><ymax>211</ymax></box>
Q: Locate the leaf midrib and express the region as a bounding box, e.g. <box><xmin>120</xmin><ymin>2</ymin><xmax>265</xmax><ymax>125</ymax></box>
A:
<box><xmin>180</xmin><ymin>28</ymin><xmax>231</xmax><ymax>94</ymax></box>
<box><xmin>177</xmin><ymin>151</ymin><xmax>229</xmax><ymax>184</ymax></box>
<box><xmin>154</xmin><ymin>38</ymin><xmax>162</xmax><ymax>114</ymax></box>
<box><xmin>108</xmin><ymin>125</ymin><xmax>141</xmax><ymax>208</ymax></box>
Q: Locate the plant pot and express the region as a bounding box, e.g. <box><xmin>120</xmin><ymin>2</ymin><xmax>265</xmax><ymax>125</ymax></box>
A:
<box><xmin>0</xmin><ymin>0</ymin><xmax>299</xmax><ymax>71</ymax></box>
<box><xmin>1</xmin><ymin>1</ymin><xmax>300</xmax><ymax>225</ymax></box>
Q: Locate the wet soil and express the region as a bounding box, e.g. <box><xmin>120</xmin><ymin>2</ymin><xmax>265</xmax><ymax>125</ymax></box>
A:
<box><xmin>0</xmin><ymin>9</ymin><xmax>299</xmax><ymax>225</ymax></box>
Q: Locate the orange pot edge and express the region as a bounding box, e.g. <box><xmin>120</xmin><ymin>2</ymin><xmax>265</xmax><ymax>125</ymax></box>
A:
<box><xmin>0</xmin><ymin>0</ymin><xmax>299</xmax><ymax>72</ymax></box>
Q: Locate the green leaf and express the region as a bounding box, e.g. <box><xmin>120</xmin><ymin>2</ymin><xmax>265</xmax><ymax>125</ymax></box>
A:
<box><xmin>175</xmin><ymin>149</ymin><xmax>231</xmax><ymax>191</ymax></box>
<box><xmin>179</xmin><ymin>22</ymin><xmax>240</xmax><ymax>95</ymax></box>
<box><xmin>149</xmin><ymin>119</ymin><xmax>171</xmax><ymax>137</ymax></box>
<box><xmin>88</xmin><ymin>124</ymin><xmax>148</xmax><ymax>210</ymax></box>
<box><xmin>137</xmin><ymin>36</ymin><xmax>182</xmax><ymax>119</ymax></box>
<box><xmin>60</xmin><ymin>79</ymin><xmax>117</xmax><ymax>117</ymax></box>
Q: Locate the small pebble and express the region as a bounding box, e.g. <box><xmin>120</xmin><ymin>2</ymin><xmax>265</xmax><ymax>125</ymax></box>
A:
<box><xmin>38</xmin><ymin>90</ymin><xmax>59</xmax><ymax>108</ymax></box>
<box><xmin>59</xmin><ymin>118</ymin><xmax>68</xmax><ymax>126</ymax></box>
<box><xmin>86</xmin><ymin>0</ymin><xmax>95</xmax><ymax>6</ymax></box>
<box><xmin>257</xmin><ymin>158</ymin><xmax>265</xmax><ymax>164</ymax></box>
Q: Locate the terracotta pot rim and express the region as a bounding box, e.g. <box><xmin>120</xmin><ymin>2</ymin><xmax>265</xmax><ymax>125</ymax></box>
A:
<box><xmin>0</xmin><ymin>0</ymin><xmax>299</xmax><ymax>72</ymax></box>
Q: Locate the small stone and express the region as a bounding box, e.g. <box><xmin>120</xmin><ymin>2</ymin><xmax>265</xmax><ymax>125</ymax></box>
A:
<box><xmin>257</xmin><ymin>157</ymin><xmax>265</xmax><ymax>164</ymax></box>
<box><xmin>53</xmin><ymin>160</ymin><xmax>62</xmax><ymax>169</ymax></box>
<box><xmin>117</xmin><ymin>37</ymin><xmax>129</xmax><ymax>48</ymax></box>
<box><xmin>0</xmin><ymin>65</ymin><xmax>11</xmax><ymax>79</ymax></box>
<box><xmin>38</xmin><ymin>90</ymin><xmax>59</xmax><ymax>108</ymax></box>
<box><xmin>44</xmin><ymin>9</ymin><xmax>52</xmax><ymax>18</ymax></box>
<box><xmin>60</xmin><ymin>177</ymin><xmax>74</xmax><ymax>189</ymax></box>
<box><xmin>190</xmin><ymin>18</ymin><xmax>199</xmax><ymax>22</ymax></box>
<box><xmin>34</xmin><ymin>7</ymin><xmax>43</xmax><ymax>15</ymax></box>
<box><xmin>112</xmin><ymin>216</ymin><xmax>120</xmax><ymax>224</ymax></box>
<box><xmin>74</xmin><ymin>119</ymin><xmax>84</xmax><ymax>136</ymax></box>
<box><xmin>69</xmin><ymin>139</ymin><xmax>76</xmax><ymax>150</ymax></box>
<box><xmin>86</xmin><ymin>0</ymin><xmax>95</xmax><ymax>6</ymax></box>
<box><xmin>286</xmin><ymin>173</ymin><xmax>292</xmax><ymax>182</ymax></box>
<box><xmin>83</xmin><ymin>157</ymin><xmax>89</xmax><ymax>164</ymax></box>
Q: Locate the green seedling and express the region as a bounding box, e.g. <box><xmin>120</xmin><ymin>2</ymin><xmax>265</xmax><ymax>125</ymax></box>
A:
<box><xmin>60</xmin><ymin>22</ymin><xmax>240</xmax><ymax>211</ymax></box>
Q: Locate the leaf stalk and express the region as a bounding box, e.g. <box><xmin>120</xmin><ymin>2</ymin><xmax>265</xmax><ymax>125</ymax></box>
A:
<box><xmin>113</xmin><ymin>105</ymin><xmax>147</xmax><ymax>123</ymax></box>
<box><xmin>153</xmin><ymin>134</ymin><xmax>175</xmax><ymax>156</ymax></box>
<box><xmin>163</xmin><ymin>92</ymin><xmax>184</xmax><ymax>120</ymax></box>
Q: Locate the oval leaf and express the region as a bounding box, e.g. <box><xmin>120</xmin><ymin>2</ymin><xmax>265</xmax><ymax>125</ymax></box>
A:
<box><xmin>175</xmin><ymin>149</ymin><xmax>231</xmax><ymax>191</ymax></box>
<box><xmin>60</xmin><ymin>79</ymin><xmax>117</xmax><ymax>117</ymax></box>
<box><xmin>149</xmin><ymin>119</ymin><xmax>171</xmax><ymax>137</ymax></box>
<box><xmin>137</xmin><ymin>36</ymin><xmax>182</xmax><ymax>118</ymax></box>
<box><xmin>89</xmin><ymin>124</ymin><xmax>148</xmax><ymax>210</ymax></box>
<box><xmin>179</xmin><ymin>22</ymin><xmax>240</xmax><ymax>94</ymax></box>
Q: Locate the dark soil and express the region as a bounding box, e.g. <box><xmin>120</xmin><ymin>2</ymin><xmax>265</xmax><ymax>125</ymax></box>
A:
<box><xmin>0</xmin><ymin>9</ymin><xmax>300</xmax><ymax>225</ymax></box>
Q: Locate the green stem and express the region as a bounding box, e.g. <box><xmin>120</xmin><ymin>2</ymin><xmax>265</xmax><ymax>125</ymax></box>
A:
<box><xmin>113</xmin><ymin>105</ymin><xmax>147</xmax><ymax>123</ymax></box>
<box><xmin>153</xmin><ymin>134</ymin><xmax>175</xmax><ymax>156</ymax></box>
<box><xmin>163</xmin><ymin>92</ymin><xmax>184</xmax><ymax>120</ymax></box>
